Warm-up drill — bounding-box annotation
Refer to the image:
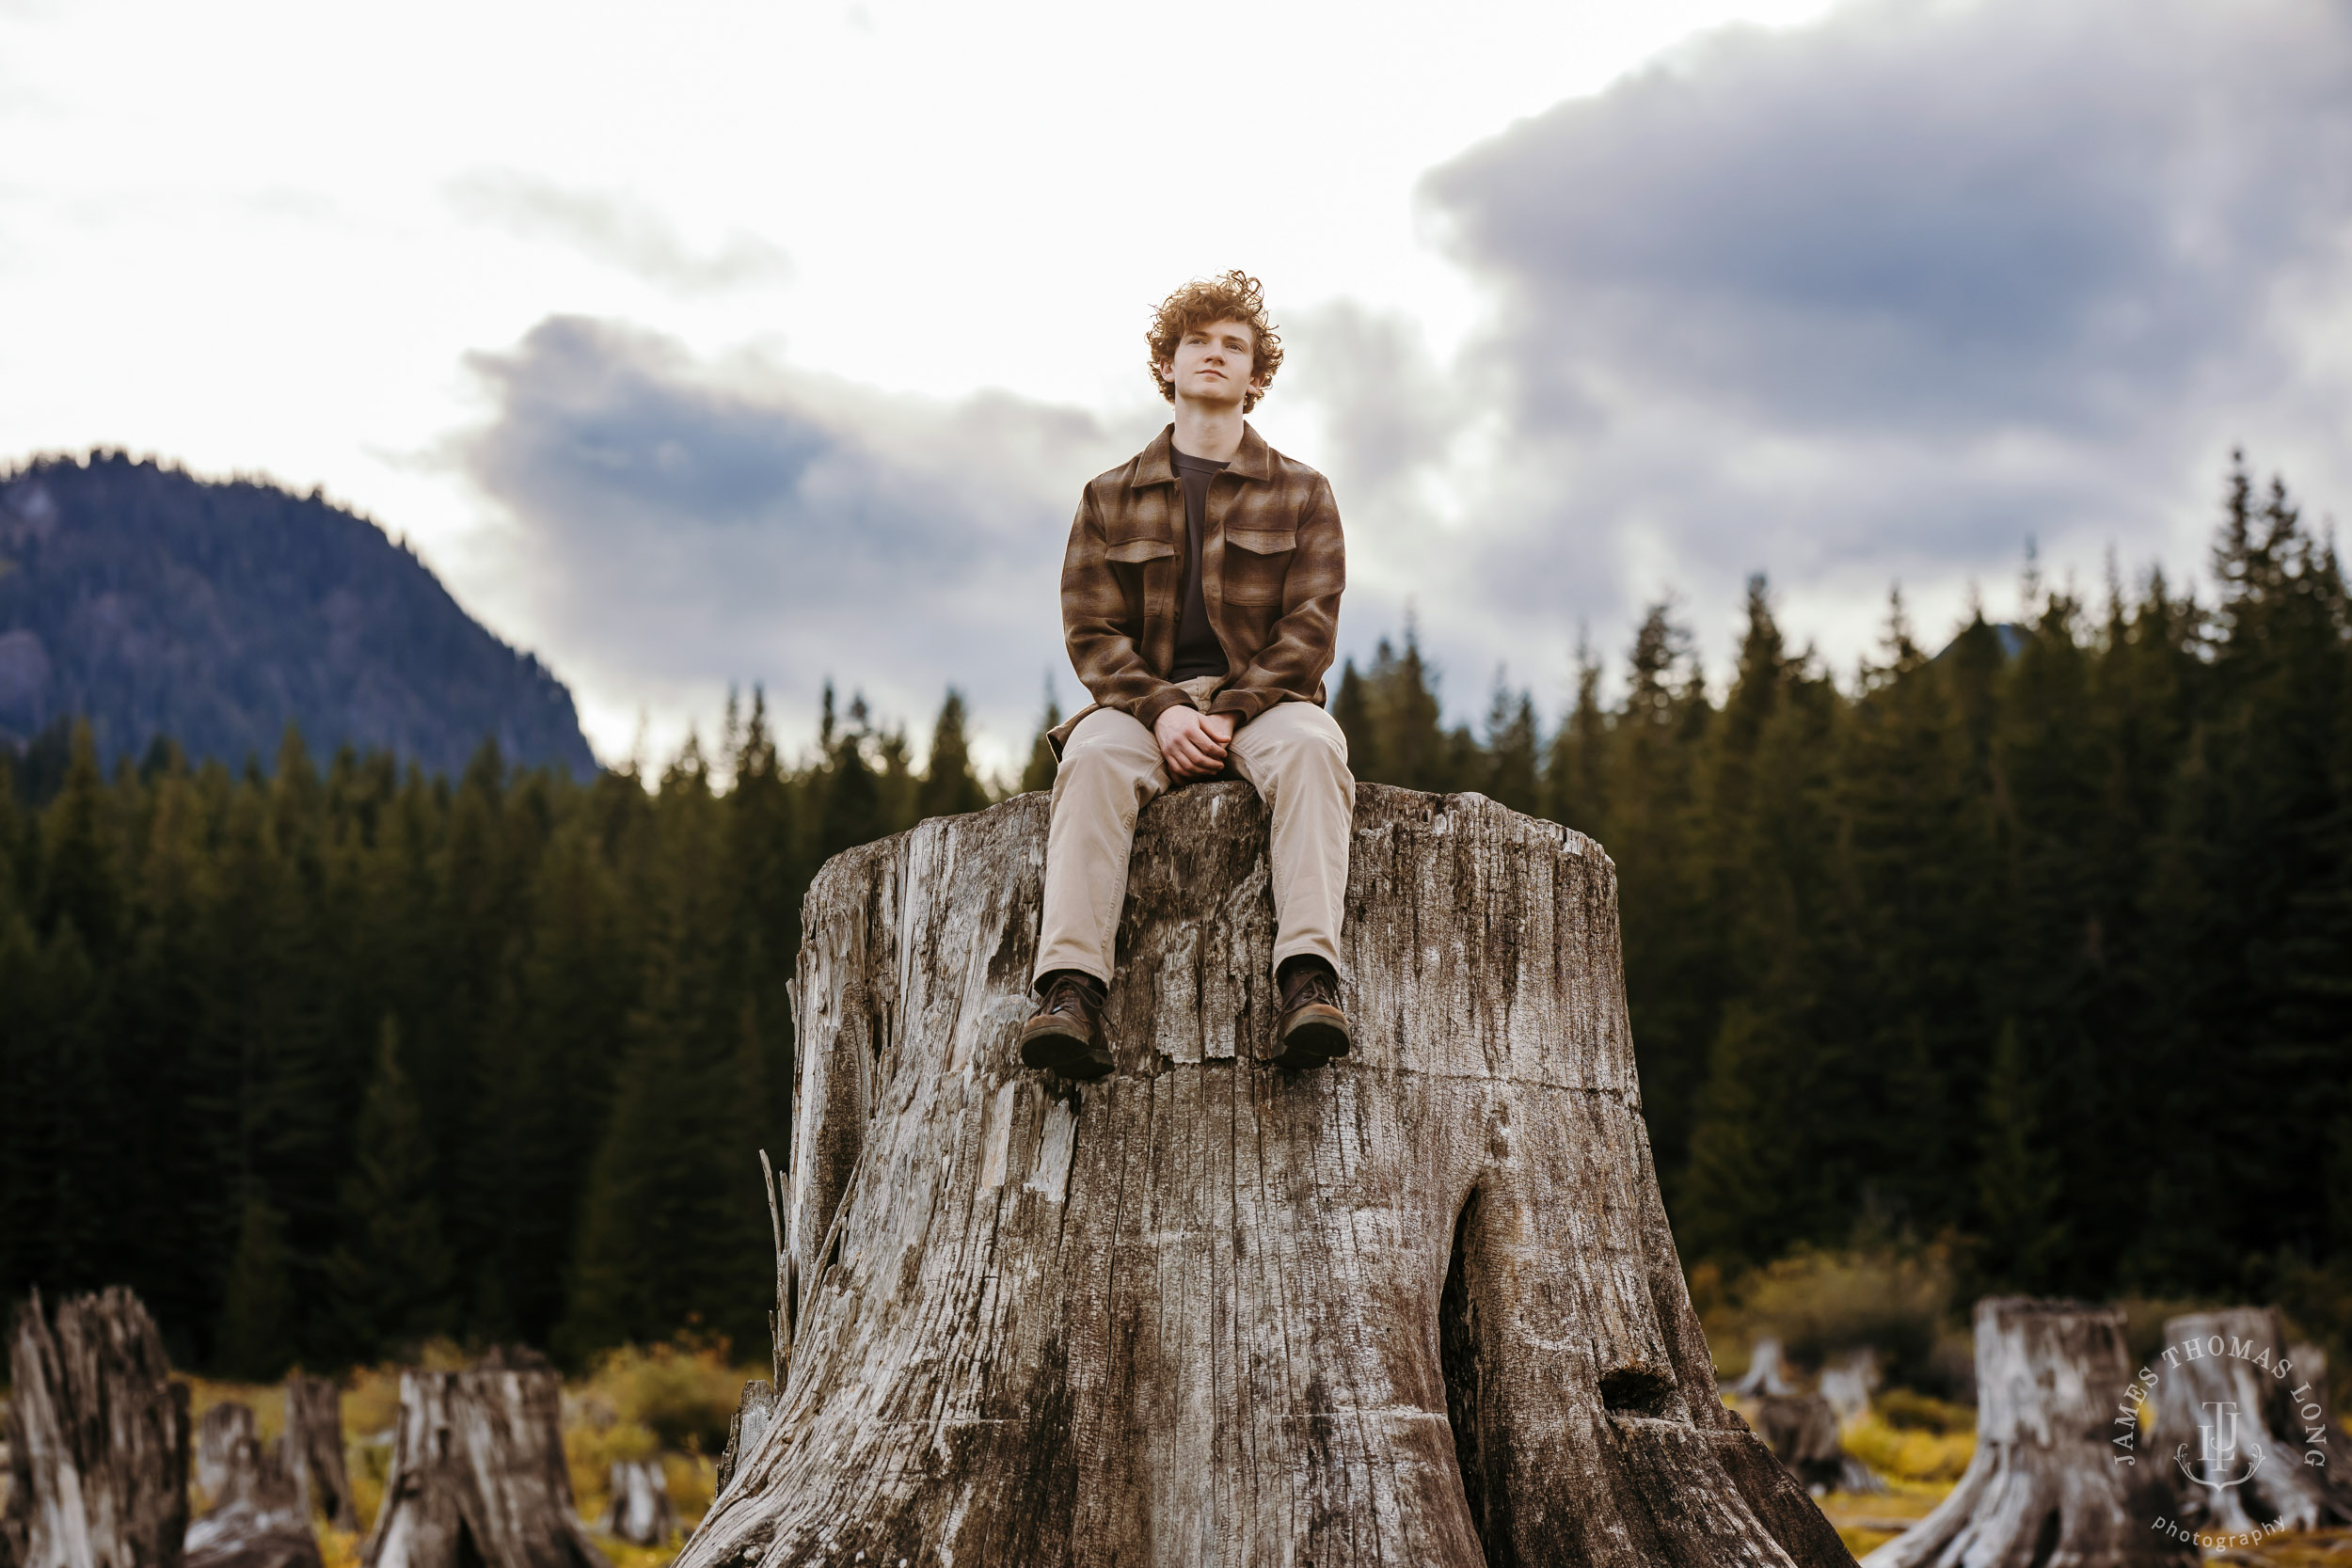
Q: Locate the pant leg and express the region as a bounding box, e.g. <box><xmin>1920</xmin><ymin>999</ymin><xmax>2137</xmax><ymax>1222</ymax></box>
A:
<box><xmin>1034</xmin><ymin>706</ymin><xmax>1168</xmax><ymax>987</ymax></box>
<box><xmin>1223</xmin><ymin>701</ymin><xmax>1354</xmax><ymax>979</ymax></box>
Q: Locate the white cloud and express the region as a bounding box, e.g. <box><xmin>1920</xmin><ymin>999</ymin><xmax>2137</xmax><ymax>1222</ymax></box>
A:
<box><xmin>445</xmin><ymin>172</ymin><xmax>790</xmax><ymax>294</ymax></box>
<box><xmin>453</xmin><ymin>315</ymin><xmax>1153</xmax><ymax>772</ymax></box>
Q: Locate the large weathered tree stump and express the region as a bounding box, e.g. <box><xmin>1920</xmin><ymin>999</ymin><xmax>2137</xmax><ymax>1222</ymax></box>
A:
<box><xmin>0</xmin><ymin>1287</ymin><xmax>190</xmax><ymax>1568</ymax></box>
<box><xmin>182</xmin><ymin>1403</ymin><xmax>323</xmax><ymax>1568</ymax></box>
<box><xmin>281</xmin><ymin>1378</ymin><xmax>359</xmax><ymax>1533</ymax></box>
<box><xmin>1860</xmin><ymin>1298</ymin><xmax>2190</xmax><ymax>1567</ymax></box>
<box><xmin>684</xmin><ymin>783</ymin><xmax>1852</xmax><ymax>1566</ymax></box>
<box><xmin>2153</xmin><ymin>1307</ymin><xmax>2352</xmax><ymax>1535</ymax></box>
<box><xmin>359</xmin><ymin>1351</ymin><xmax>607</xmax><ymax>1568</ymax></box>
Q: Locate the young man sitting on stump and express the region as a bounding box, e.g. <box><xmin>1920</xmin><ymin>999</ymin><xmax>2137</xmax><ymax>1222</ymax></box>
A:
<box><xmin>1022</xmin><ymin>270</ymin><xmax>1355</xmax><ymax>1079</ymax></box>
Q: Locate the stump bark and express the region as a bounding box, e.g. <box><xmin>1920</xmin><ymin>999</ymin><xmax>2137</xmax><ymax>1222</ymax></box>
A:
<box><xmin>683</xmin><ymin>782</ymin><xmax>1852</xmax><ymax>1567</ymax></box>
<box><xmin>0</xmin><ymin>1287</ymin><xmax>190</xmax><ymax>1568</ymax></box>
<box><xmin>358</xmin><ymin>1351</ymin><xmax>607</xmax><ymax>1568</ymax></box>
<box><xmin>2153</xmin><ymin>1307</ymin><xmax>2352</xmax><ymax>1535</ymax></box>
<box><xmin>1860</xmin><ymin>1298</ymin><xmax>2190</xmax><ymax>1567</ymax></box>
<box><xmin>281</xmin><ymin>1378</ymin><xmax>359</xmax><ymax>1533</ymax></box>
<box><xmin>182</xmin><ymin>1404</ymin><xmax>322</xmax><ymax>1568</ymax></box>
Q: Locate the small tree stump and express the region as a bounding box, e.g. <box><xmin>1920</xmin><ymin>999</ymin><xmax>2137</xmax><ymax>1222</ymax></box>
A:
<box><xmin>683</xmin><ymin>784</ymin><xmax>1852</xmax><ymax>1567</ymax></box>
<box><xmin>195</xmin><ymin>1406</ymin><xmax>261</xmax><ymax>1510</ymax></box>
<box><xmin>597</xmin><ymin>1465</ymin><xmax>673</xmax><ymax>1547</ymax></box>
<box><xmin>1860</xmin><ymin>1298</ymin><xmax>2190</xmax><ymax>1567</ymax></box>
<box><xmin>1754</xmin><ymin>1395</ymin><xmax>1883</xmax><ymax>1497</ymax></box>
<box><xmin>1730</xmin><ymin>1338</ymin><xmax>1799</xmax><ymax>1399</ymax></box>
<box><xmin>183</xmin><ymin>1405</ymin><xmax>323</xmax><ymax>1568</ymax></box>
<box><xmin>0</xmin><ymin>1286</ymin><xmax>190</xmax><ymax>1568</ymax></box>
<box><xmin>358</xmin><ymin>1351</ymin><xmax>607</xmax><ymax>1568</ymax></box>
<box><xmin>281</xmin><ymin>1378</ymin><xmax>359</xmax><ymax>1533</ymax></box>
<box><xmin>2153</xmin><ymin>1307</ymin><xmax>2352</xmax><ymax>1535</ymax></box>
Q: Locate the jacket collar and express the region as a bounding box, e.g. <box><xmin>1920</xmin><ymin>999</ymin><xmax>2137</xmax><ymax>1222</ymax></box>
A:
<box><xmin>1128</xmin><ymin>420</ymin><xmax>1272</xmax><ymax>486</ymax></box>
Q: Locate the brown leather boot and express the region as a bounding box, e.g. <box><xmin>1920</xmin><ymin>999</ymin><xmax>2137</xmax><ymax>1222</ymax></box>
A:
<box><xmin>1271</xmin><ymin>958</ymin><xmax>1351</xmax><ymax>1069</ymax></box>
<box><xmin>1020</xmin><ymin>970</ymin><xmax>1113</xmax><ymax>1079</ymax></box>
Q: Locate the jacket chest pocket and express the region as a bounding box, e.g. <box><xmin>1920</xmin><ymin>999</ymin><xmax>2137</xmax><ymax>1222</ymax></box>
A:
<box><xmin>1220</xmin><ymin>529</ymin><xmax>1295</xmax><ymax>606</ymax></box>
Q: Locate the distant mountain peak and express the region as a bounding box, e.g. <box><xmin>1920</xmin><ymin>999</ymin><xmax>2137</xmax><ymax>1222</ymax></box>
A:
<box><xmin>0</xmin><ymin>451</ymin><xmax>596</xmax><ymax>777</ymax></box>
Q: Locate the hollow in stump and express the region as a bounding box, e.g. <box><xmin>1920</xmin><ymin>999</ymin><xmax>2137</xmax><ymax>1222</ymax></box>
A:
<box><xmin>1860</xmin><ymin>1297</ymin><xmax>2190</xmax><ymax>1567</ymax></box>
<box><xmin>0</xmin><ymin>1286</ymin><xmax>190</xmax><ymax>1568</ymax></box>
<box><xmin>359</xmin><ymin>1350</ymin><xmax>607</xmax><ymax>1568</ymax></box>
<box><xmin>684</xmin><ymin>783</ymin><xmax>1854</xmax><ymax>1567</ymax></box>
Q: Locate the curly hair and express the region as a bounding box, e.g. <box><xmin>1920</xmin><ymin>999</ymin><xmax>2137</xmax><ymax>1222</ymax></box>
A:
<box><xmin>1147</xmin><ymin>270</ymin><xmax>1283</xmax><ymax>413</ymax></box>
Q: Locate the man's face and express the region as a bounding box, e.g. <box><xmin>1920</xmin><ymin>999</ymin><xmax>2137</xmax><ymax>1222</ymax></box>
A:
<box><xmin>1163</xmin><ymin>318</ymin><xmax>1259</xmax><ymax>408</ymax></box>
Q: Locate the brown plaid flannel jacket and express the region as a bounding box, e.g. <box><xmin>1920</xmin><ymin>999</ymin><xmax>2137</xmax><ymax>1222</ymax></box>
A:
<box><xmin>1049</xmin><ymin>422</ymin><xmax>1344</xmax><ymax>752</ymax></box>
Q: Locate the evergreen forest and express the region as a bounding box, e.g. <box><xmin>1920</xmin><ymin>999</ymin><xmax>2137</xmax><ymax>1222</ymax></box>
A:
<box><xmin>1</xmin><ymin>456</ymin><xmax>2345</xmax><ymax>1377</ymax></box>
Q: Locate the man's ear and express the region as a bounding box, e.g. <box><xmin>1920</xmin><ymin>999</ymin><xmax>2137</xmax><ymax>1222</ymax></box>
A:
<box><xmin>1157</xmin><ymin>357</ymin><xmax>1175</xmax><ymax>385</ymax></box>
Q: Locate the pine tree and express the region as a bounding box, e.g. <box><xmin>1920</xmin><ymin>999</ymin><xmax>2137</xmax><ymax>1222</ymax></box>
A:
<box><xmin>1018</xmin><ymin>686</ymin><xmax>1063</xmax><ymax>795</ymax></box>
<box><xmin>917</xmin><ymin>690</ymin><xmax>993</xmax><ymax>819</ymax></box>
<box><xmin>215</xmin><ymin>1189</ymin><xmax>296</xmax><ymax>1379</ymax></box>
<box><xmin>1481</xmin><ymin>678</ymin><xmax>1541</xmax><ymax>816</ymax></box>
<box><xmin>327</xmin><ymin>1016</ymin><xmax>453</xmax><ymax>1358</ymax></box>
<box><xmin>1975</xmin><ymin>1019</ymin><xmax>2065</xmax><ymax>1291</ymax></box>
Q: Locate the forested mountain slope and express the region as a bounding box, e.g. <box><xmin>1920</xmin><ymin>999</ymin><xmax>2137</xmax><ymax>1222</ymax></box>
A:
<box><xmin>0</xmin><ymin>452</ymin><xmax>595</xmax><ymax>776</ymax></box>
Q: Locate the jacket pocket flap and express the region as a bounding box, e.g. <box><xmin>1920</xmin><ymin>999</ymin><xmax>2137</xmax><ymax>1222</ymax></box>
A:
<box><xmin>1227</xmin><ymin>529</ymin><xmax>1297</xmax><ymax>554</ymax></box>
<box><xmin>1106</xmin><ymin>537</ymin><xmax>1177</xmax><ymax>563</ymax></box>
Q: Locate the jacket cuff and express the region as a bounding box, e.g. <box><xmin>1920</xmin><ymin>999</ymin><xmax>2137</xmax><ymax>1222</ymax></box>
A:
<box><xmin>1133</xmin><ymin>685</ymin><xmax>1196</xmax><ymax>733</ymax></box>
<box><xmin>1207</xmin><ymin>688</ymin><xmax>1275</xmax><ymax>723</ymax></box>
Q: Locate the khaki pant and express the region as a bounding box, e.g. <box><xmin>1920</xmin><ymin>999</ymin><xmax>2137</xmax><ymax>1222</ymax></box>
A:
<box><xmin>1034</xmin><ymin>684</ymin><xmax>1353</xmax><ymax>987</ymax></box>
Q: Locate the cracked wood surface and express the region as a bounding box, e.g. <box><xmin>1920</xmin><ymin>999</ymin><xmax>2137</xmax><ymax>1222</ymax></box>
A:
<box><xmin>684</xmin><ymin>782</ymin><xmax>1853</xmax><ymax>1567</ymax></box>
<box><xmin>0</xmin><ymin>1288</ymin><xmax>190</xmax><ymax>1568</ymax></box>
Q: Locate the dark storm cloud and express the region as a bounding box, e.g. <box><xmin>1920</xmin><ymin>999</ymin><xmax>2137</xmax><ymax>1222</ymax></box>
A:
<box><xmin>457</xmin><ymin>315</ymin><xmax>1137</xmax><ymax>753</ymax></box>
<box><xmin>1429</xmin><ymin>0</ymin><xmax>2352</xmax><ymax>436</ymax></box>
<box><xmin>1372</xmin><ymin>0</ymin><xmax>2352</xmax><ymax>690</ymax></box>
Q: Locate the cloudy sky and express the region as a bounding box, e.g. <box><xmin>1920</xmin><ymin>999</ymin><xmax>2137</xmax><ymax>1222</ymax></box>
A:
<box><xmin>6</xmin><ymin>0</ymin><xmax>2348</xmax><ymax>775</ymax></box>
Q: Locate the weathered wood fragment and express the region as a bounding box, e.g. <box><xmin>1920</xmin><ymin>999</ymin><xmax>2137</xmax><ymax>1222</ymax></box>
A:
<box><xmin>597</xmin><ymin>1465</ymin><xmax>672</xmax><ymax>1547</ymax></box>
<box><xmin>707</xmin><ymin>1384</ymin><xmax>776</xmax><ymax>1507</ymax></box>
<box><xmin>358</xmin><ymin>1350</ymin><xmax>607</xmax><ymax>1568</ymax></box>
<box><xmin>1861</xmin><ymin>1297</ymin><xmax>2191</xmax><ymax>1567</ymax></box>
<box><xmin>182</xmin><ymin>1404</ymin><xmax>322</xmax><ymax>1568</ymax></box>
<box><xmin>1</xmin><ymin>1286</ymin><xmax>190</xmax><ymax>1568</ymax></box>
<box><xmin>682</xmin><ymin>782</ymin><xmax>1855</xmax><ymax>1566</ymax></box>
<box><xmin>281</xmin><ymin>1378</ymin><xmax>359</xmax><ymax>1532</ymax></box>
<box><xmin>2154</xmin><ymin>1307</ymin><xmax>2352</xmax><ymax>1535</ymax></box>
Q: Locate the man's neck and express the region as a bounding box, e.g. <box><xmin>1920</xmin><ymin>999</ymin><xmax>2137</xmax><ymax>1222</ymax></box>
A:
<box><xmin>1170</xmin><ymin>395</ymin><xmax>1245</xmax><ymax>463</ymax></box>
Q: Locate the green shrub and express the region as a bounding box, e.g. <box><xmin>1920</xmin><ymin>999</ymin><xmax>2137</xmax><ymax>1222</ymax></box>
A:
<box><xmin>1704</xmin><ymin>1243</ymin><xmax>1965</xmax><ymax>1396</ymax></box>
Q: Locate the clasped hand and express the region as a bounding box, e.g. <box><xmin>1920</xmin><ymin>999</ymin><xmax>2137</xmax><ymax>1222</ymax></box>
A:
<box><xmin>1154</xmin><ymin>705</ymin><xmax>1236</xmax><ymax>781</ymax></box>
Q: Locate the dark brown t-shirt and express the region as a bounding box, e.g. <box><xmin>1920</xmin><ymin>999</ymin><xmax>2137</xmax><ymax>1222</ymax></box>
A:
<box><xmin>1169</xmin><ymin>446</ymin><xmax>1231</xmax><ymax>682</ymax></box>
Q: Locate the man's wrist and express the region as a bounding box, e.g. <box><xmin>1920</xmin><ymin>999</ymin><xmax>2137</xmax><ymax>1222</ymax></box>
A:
<box><xmin>1136</xmin><ymin>686</ymin><xmax>1196</xmax><ymax>733</ymax></box>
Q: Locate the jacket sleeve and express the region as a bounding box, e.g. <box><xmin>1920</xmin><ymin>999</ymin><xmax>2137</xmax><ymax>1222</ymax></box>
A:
<box><xmin>1061</xmin><ymin>485</ymin><xmax>1192</xmax><ymax>732</ymax></box>
<box><xmin>1207</xmin><ymin>474</ymin><xmax>1343</xmax><ymax>725</ymax></box>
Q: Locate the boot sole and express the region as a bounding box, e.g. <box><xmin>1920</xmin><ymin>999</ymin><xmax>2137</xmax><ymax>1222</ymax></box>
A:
<box><xmin>1020</xmin><ymin>1018</ymin><xmax>1114</xmax><ymax>1080</ymax></box>
<box><xmin>1270</xmin><ymin>1006</ymin><xmax>1352</xmax><ymax>1069</ymax></box>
